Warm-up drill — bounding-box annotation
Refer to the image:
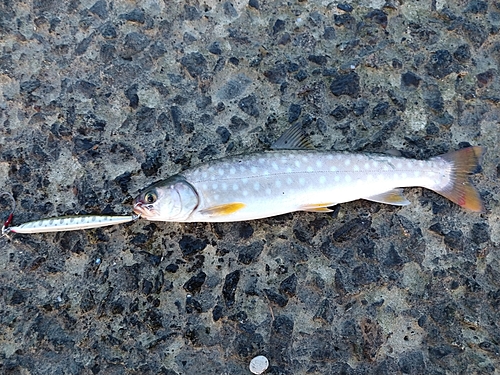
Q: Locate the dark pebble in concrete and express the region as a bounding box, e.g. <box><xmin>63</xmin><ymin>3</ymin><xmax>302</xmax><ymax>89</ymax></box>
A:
<box><xmin>330</xmin><ymin>71</ymin><xmax>360</xmax><ymax>97</ymax></box>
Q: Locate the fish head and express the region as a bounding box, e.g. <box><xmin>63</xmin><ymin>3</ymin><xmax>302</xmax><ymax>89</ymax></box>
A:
<box><xmin>133</xmin><ymin>175</ymin><xmax>199</xmax><ymax>221</ymax></box>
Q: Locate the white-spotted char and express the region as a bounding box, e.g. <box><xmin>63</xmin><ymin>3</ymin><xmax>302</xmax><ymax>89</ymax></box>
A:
<box><xmin>134</xmin><ymin>141</ymin><xmax>484</xmax><ymax>222</ymax></box>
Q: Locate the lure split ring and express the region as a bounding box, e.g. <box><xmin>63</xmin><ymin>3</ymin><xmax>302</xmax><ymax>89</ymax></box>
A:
<box><xmin>1</xmin><ymin>192</ymin><xmax>15</xmax><ymax>236</ymax></box>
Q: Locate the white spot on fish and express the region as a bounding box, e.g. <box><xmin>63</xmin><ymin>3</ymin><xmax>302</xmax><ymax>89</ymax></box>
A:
<box><xmin>202</xmin><ymin>183</ymin><xmax>208</xmax><ymax>190</ymax></box>
<box><xmin>344</xmin><ymin>159</ymin><xmax>351</xmax><ymax>166</ymax></box>
<box><xmin>240</xmin><ymin>166</ymin><xmax>245</xmax><ymax>172</ymax></box>
<box><xmin>202</xmin><ymin>172</ymin><xmax>208</xmax><ymax>179</ymax></box>
<box><xmin>327</xmin><ymin>154</ymin><xmax>333</xmax><ymax>160</ymax></box>
<box><xmin>353</xmin><ymin>165</ymin><xmax>360</xmax><ymax>172</ymax></box>
<box><xmin>334</xmin><ymin>175</ymin><xmax>340</xmax><ymax>182</ymax></box>
<box><xmin>383</xmin><ymin>164</ymin><xmax>389</xmax><ymax>171</ymax></box>
<box><xmin>316</xmin><ymin>160</ymin><xmax>323</xmax><ymax>168</ymax></box>
<box><xmin>243</xmin><ymin>190</ymin><xmax>248</xmax><ymax>196</ymax></box>
<box><xmin>242</xmin><ymin>178</ymin><xmax>249</xmax><ymax>184</ymax></box>
<box><xmin>299</xmin><ymin>177</ymin><xmax>305</xmax><ymax>185</ymax></box>
<box><xmin>364</xmin><ymin>162</ymin><xmax>370</xmax><ymax>169</ymax></box>
<box><xmin>286</xmin><ymin>167</ymin><xmax>292</xmax><ymax>173</ymax></box>
<box><xmin>218</xmin><ymin>169</ymin><xmax>224</xmax><ymax>176</ymax></box>
<box><xmin>212</xmin><ymin>183</ymin><xmax>218</xmax><ymax>189</ymax></box>
<box><xmin>330</xmin><ymin>166</ymin><xmax>337</xmax><ymax>172</ymax></box>
<box><xmin>286</xmin><ymin>177</ymin><xmax>293</xmax><ymax>185</ymax></box>
<box><xmin>397</xmin><ymin>162</ymin><xmax>402</xmax><ymax>168</ymax></box>
<box><xmin>275</xmin><ymin>180</ymin><xmax>282</xmax><ymax>188</ymax></box>
<box><xmin>266</xmin><ymin>188</ymin><xmax>271</xmax><ymax>195</ymax></box>
<box><xmin>301</xmin><ymin>156</ymin><xmax>309</xmax><ymax>162</ymax></box>
<box><xmin>402</xmin><ymin>172</ymin><xmax>408</xmax><ymax>178</ymax></box>
<box><xmin>295</xmin><ymin>160</ymin><xmax>301</xmax><ymax>167</ymax></box>
<box><xmin>414</xmin><ymin>170</ymin><xmax>421</xmax><ymax>177</ymax></box>
<box><xmin>372</xmin><ymin>161</ymin><xmax>379</xmax><ymax>168</ymax></box>
<box><xmin>319</xmin><ymin>176</ymin><xmax>326</xmax><ymax>184</ymax></box>
<box><xmin>214</xmin><ymin>194</ymin><xmax>220</xmax><ymax>200</ymax></box>
<box><xmin>253</xmin><ymin>182</ymin><xmax>260</xmax><ymax>191</ymax></box>
<box><xmin>272</xmin><ymin>163</ymin><xmax>278</xmax><ymax>170</ymax></box>
<box><xmin>263</xmin><ymin>170</ymin><xmax>270</xmax><ymax>176</ymax></box>
<box><xmin>251</xmin><ymin>166</ymin><xmax>257</xmax><ymax>173</ymax></box>
<box><xmin>230</xmin><ymin>168</ymin><xmax>236</xmax><ymax>175</ymax></box>
<box><xmin>259</xmin><ymin>158</ymin><xmax>265</xmax><ymax>164</ymax></box>
<box><xmin>306</xmin><ymin>166</ymin><xmax>313</xmax><ymax>172</ymax></box>
<box><xmin>222</xmin><ymin>183</ymin><xmax>227</xmax><ymax>190</ymax></box>
<box><xmin>367</xmin><ymin>174</ymin><xmax>374</xmax><ymax>181</ymax></box>
<box><xmin>345</xmin><ymin>175</ymin><xmax>352</xmax><ymax>182</ymax></box>
<box><xmin>233</xmin><ymin>184</ymin><xmax>239</xmax><ymax>191</ymax></box>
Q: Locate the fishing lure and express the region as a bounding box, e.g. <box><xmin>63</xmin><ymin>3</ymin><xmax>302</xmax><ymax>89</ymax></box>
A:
<box><xmin>1</xmin><ymin>192</ymin><xmax>139</xmax><ymax>235</ymax></box>
<box><xmin>3</xmin><ymin>214</ymin><xmax>139</xmax><ymax>234</ymax></box>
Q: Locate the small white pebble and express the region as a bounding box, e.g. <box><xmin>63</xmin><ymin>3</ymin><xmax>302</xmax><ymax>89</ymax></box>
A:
<box><xmin>249</xmin><ymin>355</ymin><xmax>269</xmax><ymax>375</ymax></box>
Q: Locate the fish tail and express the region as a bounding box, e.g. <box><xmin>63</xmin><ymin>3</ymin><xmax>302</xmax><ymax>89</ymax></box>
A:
<box><xmin>433</xmin><ymin>146</ymin><xmax>485</xmax><ymax>212</ymax></box>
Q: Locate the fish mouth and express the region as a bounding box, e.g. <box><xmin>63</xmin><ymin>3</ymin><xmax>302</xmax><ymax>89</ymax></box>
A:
<box><xmin>133</xmin><ymin>201</ymin><xmax>157</xmax><ymax>218</ymax></box>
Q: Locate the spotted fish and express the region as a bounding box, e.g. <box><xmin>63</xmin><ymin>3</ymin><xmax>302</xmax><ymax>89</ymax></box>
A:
<box><xmin>133</xmin><ymin>127</ymin><xmax>484</xmax><ymax>222</ymax></box>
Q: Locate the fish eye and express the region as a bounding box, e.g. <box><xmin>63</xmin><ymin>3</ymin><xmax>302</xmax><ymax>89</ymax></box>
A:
<box><xmin>144</xmin><ymin>192</ymin><xmax>157</xmax><ymax>204</ymax></box>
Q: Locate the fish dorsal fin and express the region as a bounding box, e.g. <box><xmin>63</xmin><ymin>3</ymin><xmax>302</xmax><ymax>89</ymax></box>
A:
<box><xmin>364</xmin><ymin>189</ymin><xmax>410</xmax><ymax>206</ymax></box>
<box><xmin>271</xmin><ymin>123</ymin><xmax>315</xmax><ymax>150</ymax></box>
<box><xmin>199</xmin><ymin>202</ymin><xmax>246</xmax><ymax>217</ymax></box>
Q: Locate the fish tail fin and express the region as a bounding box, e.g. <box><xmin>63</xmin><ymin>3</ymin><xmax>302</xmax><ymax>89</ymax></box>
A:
<box><xmin>433</xmin><ymin>146</ymin><xmax>485</xmax><ymax>212</ymax></box>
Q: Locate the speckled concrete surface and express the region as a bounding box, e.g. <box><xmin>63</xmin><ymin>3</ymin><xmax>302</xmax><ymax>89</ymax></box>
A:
<box><xmin>1</xmin><ymin>1</ymin><xmax>500</xmax><ymax>374</ymax></box>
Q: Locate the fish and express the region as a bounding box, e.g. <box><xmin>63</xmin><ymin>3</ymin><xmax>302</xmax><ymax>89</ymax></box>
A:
<box><xmin>3</xmin><ymin>214</ymin><xmax>138</xmax><ymax>234</ymax></box>
<box><xmin>133</xmin><ymin>125</ymin><xmax>484</xmax><ymax>222</ymax></box>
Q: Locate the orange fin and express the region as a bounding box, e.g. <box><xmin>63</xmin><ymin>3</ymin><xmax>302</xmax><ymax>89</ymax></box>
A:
<box><xmin>364</xmin><ymin>189</ymin><xmax>410</xmax><ymax>206</ymax></box>
<box><xmin>433</xmin><ymin>146</ymin><xmax>485</xmax><ymax>212</ymax></box>
<box><xmin>299</xmin><ymin>203</ymin><xmax>335</xmax><ymax>212</ymax></box>
<box><xmin>200</xmin><ymin>202</ymin><xmax>246</xmax><ymax>217</ymax></box>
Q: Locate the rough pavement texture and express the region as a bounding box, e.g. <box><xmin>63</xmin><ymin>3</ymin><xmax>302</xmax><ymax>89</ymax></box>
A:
<box><xmin>1</xmin><ymin>1</ymin><xmax>500</xmax><ymax>374</ymax></box>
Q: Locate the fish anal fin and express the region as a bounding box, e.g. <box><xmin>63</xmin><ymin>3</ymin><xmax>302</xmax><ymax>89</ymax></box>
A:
<box><xmin>271</xmin><ymin>123</ymin><xmax>315</xmax><ymax>150</ymax></box>
<box><xmin>364</xmin><ymin>189</ymin><xmax>410</xmax><ymax>206</ymax></box>
<box><xmin>432</xmin><ymin>146</ymin><xmax>485</xmax><ymax>212</ymax></box>
<box><xmin>200</xmin><ymin>202</ymin><xmax>246</xmax><ymax>217</ymax></box>
<box><xmin>299</xmin><ymin>203</ymin><xmax>335</xmax><ymax>212</ymax></box>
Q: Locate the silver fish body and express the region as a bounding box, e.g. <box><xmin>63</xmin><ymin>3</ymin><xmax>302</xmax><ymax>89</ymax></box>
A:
<box><xmin>134</xmin><ymin>147</ymin><xmax>484</xmax><ymax>222</ymax></box>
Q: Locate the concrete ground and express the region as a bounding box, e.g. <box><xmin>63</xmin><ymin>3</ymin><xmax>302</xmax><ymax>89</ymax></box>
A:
<box><xmin>1</xmin><ymin>0</ymin><xmax>499</xmax><ymax>374</ymax></box>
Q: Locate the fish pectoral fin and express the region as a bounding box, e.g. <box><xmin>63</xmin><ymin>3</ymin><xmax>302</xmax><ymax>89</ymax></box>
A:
<box><xmin>299</xmin><ymin>203</ymin><xmax>336</xmax><ymax>212</ymax></box>
<box><xmin>199</xmin><ymin>202</ymin><xmax>246</xmax><ymax>217</ymax></box>
<box><xmin>363</xmin><ymin>189</ymin><xmax>410</xmax><ymax>206</ymax></box>
<box><xmin>271</xmin><ymin>123</ymin><xmax>315</xmax><ymax>150</ymax></box>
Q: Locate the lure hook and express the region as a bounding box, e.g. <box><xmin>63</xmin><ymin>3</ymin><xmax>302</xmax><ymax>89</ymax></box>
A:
<box><xmin>1</xmin><ymin>192</ymin><xmax>16</xmax><ymax>236</ymax></box>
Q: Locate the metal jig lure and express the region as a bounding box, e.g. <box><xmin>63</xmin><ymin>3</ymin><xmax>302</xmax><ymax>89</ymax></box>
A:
<box><xmin>1</xmin><ymin>192</ymin><xmax>139</xmax><ymax>235</ymax></box>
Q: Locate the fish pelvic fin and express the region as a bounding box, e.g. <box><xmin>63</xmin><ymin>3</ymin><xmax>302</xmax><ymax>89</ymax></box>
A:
<box><xmin>299</xmin><ymin>203</ymin><xmax>335</xmax><ymax>212</ymax></box>
<box><xmin>199</xmin><ymin>202</ymin><xmax>246</xmax><ymax>217</ymax></box>
<box><xmin>364</xmin><ymin>189</ymin><xmax>411</xmax><ymax>206</ymax></box>
<box><xmin>433</xmin><ymin>146</ymin><xmax>485</xmax><ymax>212</ymax></box>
